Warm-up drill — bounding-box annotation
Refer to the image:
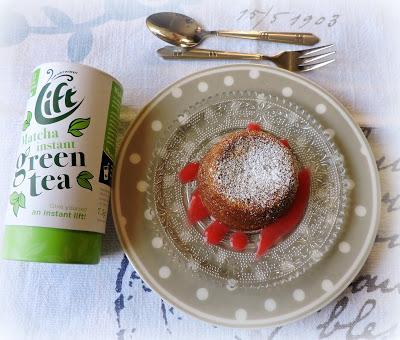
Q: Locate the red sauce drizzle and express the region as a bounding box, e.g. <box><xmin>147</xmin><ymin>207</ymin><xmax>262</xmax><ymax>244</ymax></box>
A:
<box><xmin>256</xmin><ymin>168</ymin><xmax>311</xmax><ymax>258</ymax></box>
<box><xmin>247</xmin><ymin>122</ymin><xmax>262</xmax><ymax>131</ymax></box>
<box><xmin>230</xmin><ymin>231</ymin><xmax>248</xmax><ymax>251</ymax></box>
<box><xmin>187</xmin><ymin>189</ymin><xmax>209</xmax><ymax>224</ymax></box>
<box><xmin>205</xmin><ymin>221</ymin><xmax>229</xmax><ymax>245</ymax></box>
<box><xmin>280</xmin><ymin>139</ymin><xmax>290</xmax><ymax>148</ymax></box>
<box><xmin>178</xmin><ymin>162</ymin><xmax>200</xmax><ymax>183</ymax></box>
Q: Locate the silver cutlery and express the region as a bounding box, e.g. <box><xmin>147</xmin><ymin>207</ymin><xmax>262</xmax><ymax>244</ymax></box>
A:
<box><xmin>147</xmin><ymin>12</ymin><xmax>320</xmax><ymax>47</ymax></box>
<box><xmin>157</xmin><ymin>44</ymin><xmax>335</xmax><ymax>72</ymax></box>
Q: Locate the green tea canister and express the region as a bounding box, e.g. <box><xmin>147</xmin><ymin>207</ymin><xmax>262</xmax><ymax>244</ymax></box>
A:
<box><xmin>2</xmin><ymin>62</ymin><xmax>123</xmax><ymax>264</ymax></box>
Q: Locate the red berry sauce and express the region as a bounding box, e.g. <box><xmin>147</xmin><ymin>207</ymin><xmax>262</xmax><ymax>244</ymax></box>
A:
<box><xmin>178</xmin><ymin>162</ymin><xmax>200</xmax><ymax>183</ymax></box>
<box><xmin>187</xmin><ymin>189</ymin><xmax>209</xmax><ymax>224</ymax></box>
<box><xmin>230</xmin><ymin>231</ymin><xmax>248</xmax><ymax>251</ymax></box>
<box><xmin>247</xmin><ymin>122</ymin><xmax>262</xmax><ymax>131</ymax></box>
<box><xmin>256</xmin><ymin>168</ymin><xmax>311</xmax><ymax>258</ymax></box>
<box><xmin>205</xmin><ymin>221</ymin><xmax>230</xmax><ymax>245</ymax></box>
<box><xmin>280</xmin><ymin>139</ymin><xmax>290</xmax><ymax>148</ymax></box>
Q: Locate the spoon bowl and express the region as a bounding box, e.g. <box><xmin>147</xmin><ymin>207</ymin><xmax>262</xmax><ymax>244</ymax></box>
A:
<box><xmin>146</xmin><ymin>12</ymin><xmax>207</xmax><ymax>48</ymax></box>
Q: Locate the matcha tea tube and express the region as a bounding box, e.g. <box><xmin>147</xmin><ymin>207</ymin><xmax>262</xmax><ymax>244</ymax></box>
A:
<box><xmin>2</xmin><ymin>62</ymin><xmax>123</xmax><ymax>264</ymax></box>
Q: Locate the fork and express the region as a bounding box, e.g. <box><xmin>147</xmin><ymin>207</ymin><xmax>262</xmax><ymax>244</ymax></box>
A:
<box><xmin>157</xmin><ymin>44</ymin><xmax>335</xmax><ymax>72</ymax></box>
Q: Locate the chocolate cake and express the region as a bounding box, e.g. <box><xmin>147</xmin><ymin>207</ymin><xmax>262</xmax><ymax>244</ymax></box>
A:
<box><xmin>197</xmin><ymin>129</ymin><xmax>299</xmax><ymax>231</ymax></box>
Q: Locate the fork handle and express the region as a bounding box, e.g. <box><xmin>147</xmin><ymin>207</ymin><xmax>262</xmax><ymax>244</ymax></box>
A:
<box><xmin>158</xmin><ymin>46</ymin><xmax>263</xmax><ymax>60</ymax></box>
<box><xmin>215</xmin><ymin>31</ymin><xmax>319</xmax><ymax>46</ymax></box>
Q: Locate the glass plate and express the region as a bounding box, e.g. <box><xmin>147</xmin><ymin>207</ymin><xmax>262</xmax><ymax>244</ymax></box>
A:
<box><xmin>150</xmin><ymin>89</ymin><xmax>348</xmax><ymax>288</ymax></box>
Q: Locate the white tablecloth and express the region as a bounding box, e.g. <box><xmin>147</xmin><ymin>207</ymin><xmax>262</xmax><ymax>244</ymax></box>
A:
<box><xmin>0</xmin><ymin>1</ymin><xmax>399</xmax><ymax>339</ymax></box>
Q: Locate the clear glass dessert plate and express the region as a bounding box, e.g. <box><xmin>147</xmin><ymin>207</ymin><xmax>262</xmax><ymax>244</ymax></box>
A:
<box><xmin>112</xmin><ymin>65</ymin><xmax>380</xmax><ymax>327</ymax></box>
<box><xmin>151</xmin><ymin>89</ymin><xmax>347</xmax><ymax>288</ymax></box>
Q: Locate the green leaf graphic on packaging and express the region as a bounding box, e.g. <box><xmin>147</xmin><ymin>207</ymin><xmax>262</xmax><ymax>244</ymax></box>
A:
<box><xmin>76</xmin><ymin>170</ymin><xmax>94</xmax><ymax>191</ymax></box>
<box><xmin>22</xmin><ymin>111</ymin><xmax>32</xmax><ymax>131</ymax></box>
<box><xmin>18</xmin><ymin>193</ymin><xmax>26</xmax><ymax>208</ymax></box>
<box><xmin>68</xmin><ymin>117</ymin><xmax>90</xmax><ymax>137</ymax></box>
<box><xmin>10</xmin><ymin>192</ymin><xmax>19</xmax><ymax>205</ymax></box>
<box><xmin>10</xmin><ymin>191</ymin><xmax>26</xmax><ymax>217</ymax></box>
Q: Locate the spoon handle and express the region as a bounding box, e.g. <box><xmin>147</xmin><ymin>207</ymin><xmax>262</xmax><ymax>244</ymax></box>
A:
<box><xmin>214</xmin><ymin>31</ymin><xmax>319</xmax><ymax>45</ymax></box>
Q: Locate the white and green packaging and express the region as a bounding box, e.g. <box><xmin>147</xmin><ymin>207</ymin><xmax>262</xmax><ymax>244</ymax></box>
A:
<box><xmin>2</xmin><ymin>62</ymin><xmax>123</xmax><ymax>263</ymax></box>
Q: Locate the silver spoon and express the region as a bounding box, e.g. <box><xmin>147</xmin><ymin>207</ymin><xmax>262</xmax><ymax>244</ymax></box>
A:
<box><xmin>146</xmin><ymin>12</ymin><xmax>320</xmax><ymax>48</ymax></box>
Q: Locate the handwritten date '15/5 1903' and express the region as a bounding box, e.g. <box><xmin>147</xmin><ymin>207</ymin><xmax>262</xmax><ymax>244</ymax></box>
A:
<box><xmin>236</xmin><ymin>7</ymin><xmax>340</xmax><ymax>30</ymax></box>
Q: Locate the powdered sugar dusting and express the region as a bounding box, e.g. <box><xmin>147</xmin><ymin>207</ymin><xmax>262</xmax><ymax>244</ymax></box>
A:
<box><xmin>214</xmin><ymin>134</ymin><xmax>296</xmax><ymax>207</ymax></box>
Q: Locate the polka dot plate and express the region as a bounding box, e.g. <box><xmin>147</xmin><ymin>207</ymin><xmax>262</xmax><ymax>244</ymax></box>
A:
<box><xmin>112</xmin><ymin>64</ymin><xmax>380</xmax><ymax>327</ymax></box>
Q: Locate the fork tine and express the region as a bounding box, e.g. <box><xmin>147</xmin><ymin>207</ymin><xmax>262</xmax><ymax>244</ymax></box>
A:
<box><xmin>299</xmin><ymin>51</ymin><xmax>336</xmax><ymax>65</ymax></box>
<box><xmin>298</xmin><ymin>44</ymin><xmax>334</xmax><ymax>57</ymax></box>
<box><xmin>299</xmin><ymin>59</ymin><xmax>335</xmax><ymax>72</ymax></box>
